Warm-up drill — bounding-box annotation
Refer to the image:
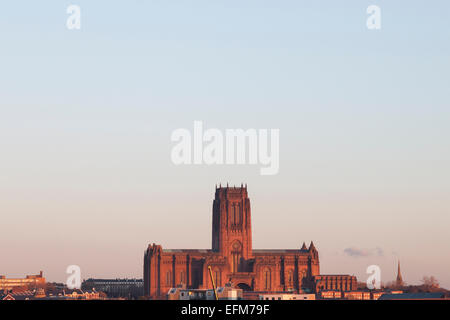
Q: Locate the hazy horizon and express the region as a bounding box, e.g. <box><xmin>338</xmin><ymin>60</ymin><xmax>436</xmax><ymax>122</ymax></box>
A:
<box><xmin>1</xmin><ymin>1</ymin><xmax>449</xmax><ymax>289</ymax></box>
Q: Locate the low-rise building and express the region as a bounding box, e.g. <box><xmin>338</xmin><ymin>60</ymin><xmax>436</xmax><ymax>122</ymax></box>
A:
<box><xmin>82</xmin><ymin>278</ymin><xmax>143</xmax><ymax>299</ymax></box>
<box><xmin>259</xmin><ymin>293</ymin><xmax>315</xmax><ymax>300</ymax></box>
<box><xmin>379</xmin><ymin>292</ymin><xmax>447</xmax><ymax>300</ymax></box>
<box><xmin>0</xmin><ymin>272</ymin><xmax>46</xmax><ymax>290</ymax></box>
<box><xmin>62</xmin><ymin>289</ymin><xmax>102</xmax><ymax>300</ymax></box>
<box><xmin>0</xmin><ymin>290</ymin><xmax>35</xmax><ymax>300</ymax></box>
<box><xmin>320</xmin><ymin>290</ymin><xmax>342</xmax><ymax>299</ymax></box>
<box><xmin>167</xmin><ymin>285</ymin><xmax>243</xmax><ymax>300</ymax></box>
<box><xmin>371</xmin><ymin>291</ymin><xmax>385</xmax><ymax>300</ymax></box>
<box><xmin>343</xmin><ymin>291</ymin><xmax>371</xmax><ymax>300</ymax></box>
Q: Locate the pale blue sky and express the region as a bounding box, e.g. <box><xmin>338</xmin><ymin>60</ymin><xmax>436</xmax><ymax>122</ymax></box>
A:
<box><xmin>1</xmin><ymin>1</ymin><xmax>449</xmax><ymax>288</ymax></box>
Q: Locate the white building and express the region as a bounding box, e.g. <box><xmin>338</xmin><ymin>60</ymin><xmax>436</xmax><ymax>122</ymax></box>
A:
<box><xmin>168</xmin><ymin>285</ymin><xmax>243</xmax><ymax>300</ymax></box>
<box><xmin>259</xmin><ymin>293</ymin><xmax>316</xmax><ymax>300</ymax></box>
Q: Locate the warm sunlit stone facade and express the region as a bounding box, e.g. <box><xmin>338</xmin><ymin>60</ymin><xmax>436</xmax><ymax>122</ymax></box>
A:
<box><xmin>144</xmin><ymin>186</ymin><xmax>330</xmax><ymax>298</ymax></box>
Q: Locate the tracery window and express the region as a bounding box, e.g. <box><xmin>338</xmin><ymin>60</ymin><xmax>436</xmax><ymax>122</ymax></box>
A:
<box><xmin>180</xmin><ymin>271</ymin><xmax>185</xmax><ymax>284</ymax></box>
<box><xmin>287</xmin><ymin>269</ymin><xmax>294</xmax><ymax>288</ymax></box>
<box><xmin>264</xmin><ymin>268</ymin><xmax>271</xmax><ymax>290</ymax></box>
<box><xmin>230</xmin><ymin>203</ymin><xmax>241</xmax><ymax>227</ymax></box>
<box><xmin>214</xmin><ymin>269</ymin><xmax>221</xmax><ymax>286</ymax></box>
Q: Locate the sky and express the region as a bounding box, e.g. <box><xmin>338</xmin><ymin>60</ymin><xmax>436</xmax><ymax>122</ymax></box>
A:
<box><xmin>0</xmin><ymin>1</ymin><xmax>449</xmax><ymax>288</ymax></box>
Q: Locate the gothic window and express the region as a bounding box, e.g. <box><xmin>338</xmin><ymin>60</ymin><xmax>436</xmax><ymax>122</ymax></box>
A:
<box><xmin>287</xmin><ymin>270</ymin><xmax>293</xmax><ymax>287</ymax></box>
<box><xmin>180</xmin><ymin>271</ymin><xmax>185</xmax><ymax>284</ymax></box>
<box><xmin>230</xmin><ymin>203</ymin><xmax>241</xmax><ymax>227</ymax></box>
<box><xmin>264</xmin><ymin>268</ymin><xmax>271</xmax><ymax>290</ymax></box>
<box><xmin>166</xmin><ymin>271</ymin><xmax>172</xmax><ymax>286</ymax></box>
<box><xmin>214</xmin><ymin>269</ymin><xmax>221</xmax><ymax>286</ymax></box>
<box><xmin>230</xmin><ymin>204</ymin><xmax>234</xmax><ymax>225</ymax></box>
<box><xmin>231</xmin><ymin>241</ymin><xmax>242</xmax><ymax>273</ymax></box>
<box><xmin>302</xmin><ymin>270</ymin><xmax>306</xmax><ymax>279</ymax></box>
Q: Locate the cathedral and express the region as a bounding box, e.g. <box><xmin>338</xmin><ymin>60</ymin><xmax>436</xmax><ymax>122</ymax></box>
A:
<box><xmin>143</xmin><ymin>185</ymin><xmax>356</xmax><ymax>298</ymax></box>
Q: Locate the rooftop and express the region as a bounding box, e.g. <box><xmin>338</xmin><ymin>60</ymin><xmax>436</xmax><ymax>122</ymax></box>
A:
<box><xmin>379</xmin><ymin>292</ymin><xmax>446</xmax><ymax>300</ymax></box>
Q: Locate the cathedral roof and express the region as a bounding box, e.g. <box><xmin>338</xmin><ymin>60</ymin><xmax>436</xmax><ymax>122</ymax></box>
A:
<box><xmin>253</xmin><ymin>249</ymin><xmax>307</xmax><ymax>254</ymax></box>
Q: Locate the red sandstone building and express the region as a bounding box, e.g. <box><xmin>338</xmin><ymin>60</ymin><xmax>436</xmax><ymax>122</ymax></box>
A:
<box><xmin>143</xmin><ymin>186</ymin><xmax>356</xmax><ymax>298</ymax></box>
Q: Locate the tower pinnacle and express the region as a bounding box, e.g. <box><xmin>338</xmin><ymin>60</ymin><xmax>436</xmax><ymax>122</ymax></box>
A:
<box><xmin>396</xmin><ymin>260</ymin><xmax>404</xmax><ymax>286</ymax></box>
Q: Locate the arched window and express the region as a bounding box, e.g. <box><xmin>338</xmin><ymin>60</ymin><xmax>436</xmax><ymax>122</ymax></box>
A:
<box><xmin>230</xmin><ymin>203</ymin><xmax>241</xmax><ymax>227</ymax></box>
<box><xmin>166</xmin><ymin>271</ymin><xmax>172</xmax><ymax>286</ymax></box>
<box><xmin>264</xmin><ymin>268</ymin><xmax>271</xmax><ymax>290</ymax></box>
<box><xmin>180</xmin><ymin>271</ymin><xmax>185</xmax><ymax>284</ymax></box>
<box><xmin>231</xmin><ymin>241</ymin><xmax>242</xmax><ymax>273</ymax></box>
<box><xmin>214</xmin><ymin>269</ymin><xmax>221</xmax><ymax>286</ymax></box>
<box><xmin>230</xmin><ymin>204</ymin><xmax>234</xmax><ymax>225</ymax></box>
<box><xmin>287</xmin><ymin>270</ymin><xmax>294</xmax><ymax>287</ymax></box>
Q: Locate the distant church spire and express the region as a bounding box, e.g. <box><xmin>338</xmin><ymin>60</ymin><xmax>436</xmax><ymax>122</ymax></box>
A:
<box><xmin>396</xmin><ymin>260</ymin><xmax>404</xmax><ymax>286</ymax></box>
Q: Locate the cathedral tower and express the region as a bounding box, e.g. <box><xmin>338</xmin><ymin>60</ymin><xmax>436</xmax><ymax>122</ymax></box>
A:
<box><xmin>212</xmin><ymin>185</ymin><xmax>252</xmax><ymax>272</ymax></box>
